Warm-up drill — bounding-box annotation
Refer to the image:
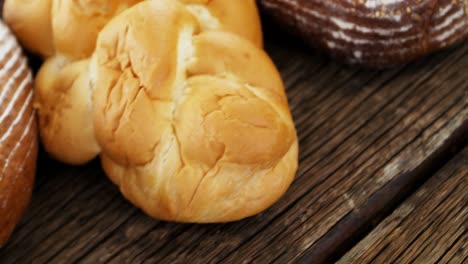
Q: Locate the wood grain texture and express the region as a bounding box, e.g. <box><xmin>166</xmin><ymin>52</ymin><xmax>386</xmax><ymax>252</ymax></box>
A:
<box><xmin>0</xmin><ymin>20</ymin><xmax>37</xmax><ymax>246</ymax></box>
<box><xmin>258</xmin><ymin>0</ymin><xmax>468</xmax><ymax>66</ymax></box>
<box><xmin>0</xmin><ymin>19</ymin><xmax>466</xmax><ymax>263</ymax></box>
<box><xmin>338</xmin><ymin>147</ymin><xmax>467</xmax><ymax>264</ymax></box>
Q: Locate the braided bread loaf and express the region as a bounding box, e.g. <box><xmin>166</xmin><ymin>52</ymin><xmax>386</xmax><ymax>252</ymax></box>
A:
<box><xmin>91</xmin><ymin>0</ymin><xmax>297</xmax><ymax>222</ymax></box>
<box><xmin>259</xmin><ymin>0</ymin><xmax>467</xmax><ymax>66</ymax></box>
<box><xmin>0</xmin><ymin>20</ymin><xmax>37</xmax><ymax>246</ymax></box>
<box><xmin>5</xmin><ymin>0</ymin><xmax>263</xmax><ymax>165</ymax></box>
<box><xmin>4</xmin><ymin>0</ymin><xmax>298</xmax><ymax>222</ymax></box>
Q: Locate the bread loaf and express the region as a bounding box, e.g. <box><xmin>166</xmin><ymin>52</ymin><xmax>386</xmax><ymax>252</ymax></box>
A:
<box><xmin>91</xmin><ymin>0</ymin><xmax>298</xmax><ymax>222</ymax></box>
<box><xmin>4</xmin><ymin>0</ymin><xmax>264</xmax><ymax>165</ymax></box>
<box><xmin>0</xmin><ymin>21</ymin><xmax>37</xmax><ymax>246</ymax></box>
<box><xmin>4</xmin><ymin>0</ymin><xmax>298</xmax><ymax>222</ymax></box>
<box><xmin>259</xmin><ymin>0</ymin><xmax>468</xmax><ymax>66</ymax></box>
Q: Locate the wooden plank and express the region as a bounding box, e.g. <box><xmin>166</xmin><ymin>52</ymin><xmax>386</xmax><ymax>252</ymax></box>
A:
<box><xmin>0</xmin><ymin>16</ymin><xmax>467</xmax><ymax>263</ymax></box>
<box><xmin>338</xmin><ymin>147</ymin><xmax>467</xmax><ymax>264</ymax></box>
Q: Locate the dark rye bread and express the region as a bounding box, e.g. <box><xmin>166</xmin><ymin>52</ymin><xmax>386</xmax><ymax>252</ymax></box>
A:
<box><xmin>258</xmin><ymin>0</ymin><xmax>467</xmax><ymax>66</ymax></box>
<box><xmin>0</xmin><ymin>20</ymin><xmax>37</xmax><ymax>246</ymax></box>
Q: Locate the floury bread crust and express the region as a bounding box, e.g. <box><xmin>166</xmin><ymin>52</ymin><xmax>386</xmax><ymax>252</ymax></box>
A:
<box><xmin>259</xmin><ymin>0</ymin><xmax>467</xmax><ymax>66</ymax></box>
<box><xmin>91</xmin><ymin>0</ymin><xmax>298</xmax><ymax>222</ymax></box>
<box><xmin>0</xmin><ymin>21</ymin><xmax>37</xmax><ymax>245</ymax></box>
<box><xmin>4</xmin><ymin>0</ymin><xmax>264</xmax><ymax>165</ymax></box>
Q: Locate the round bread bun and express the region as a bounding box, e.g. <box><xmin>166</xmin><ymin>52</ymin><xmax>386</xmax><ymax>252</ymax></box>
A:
<box><xmin>91</xmin><ymin>0</ymin><xmax>298</xmax><ymax>222</ymax></box>
<box><xmin>0</xmin><ymin>21</ymin><xmax>37</xmax><ymax>246</ymax></box>
<box><xmin>34</xmin><ymin>56</ymin><xmax>100</xmax><ymax>165</ymax></box>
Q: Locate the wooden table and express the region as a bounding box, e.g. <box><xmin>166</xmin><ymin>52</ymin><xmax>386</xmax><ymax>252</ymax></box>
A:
<box><xmin>0</xmin><ymin>14</ymin><xmax>467</xmax><ymax>264</ymax></box>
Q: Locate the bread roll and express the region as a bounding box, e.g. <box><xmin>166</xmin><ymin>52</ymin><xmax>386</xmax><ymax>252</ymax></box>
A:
<box><xmin>34</xmin><ymin>56</ymin><xmax>100</xmax><ymax>165</ymax></box>
<box><xmin>4</xmin><ymin>0</ymin><xmax>262</xmax><ymax>59</ymax></box>
<box><xmin>51</xmin><ymin>0</ymin><xmax>143</xmax><ymax>60</ymax></box>
<box><xmin>0</xmin><ymin>21</ymin><xmax>37</xmax><ymax>246</ymax></box>
<box><xmin>4</xmin><ymin>0</ymin><xmax>264</xmax><ymax>165</ymax></box>
<box><xmin>3</xmin><ymin>0</ymin><xmax>54</xmax><ymax>58</ymax></box>
<box><xmin>259</xmin><ymin>0</ymin><xmax>468</xmax><ymax>66</ymax></box>
<box><xmin>4</xmin><ymin>0</ymin><xmax>297</xmax><ymax>222</ymax></box>
<box><xmin>91</xmin><ymin>0</ymin><xmax>298</xmax><ymax>222</ymax></box>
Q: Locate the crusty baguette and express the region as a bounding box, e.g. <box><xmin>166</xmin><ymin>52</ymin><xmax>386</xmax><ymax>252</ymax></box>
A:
<box><xmin>259</xmin><ymin>0</ymin><xmax>467</xmax><ymax>66</ymax></box>
<box><xmin>0</xmin><ymin>20</ymin><xmax>37</xmax><ymax>246</ymax></box>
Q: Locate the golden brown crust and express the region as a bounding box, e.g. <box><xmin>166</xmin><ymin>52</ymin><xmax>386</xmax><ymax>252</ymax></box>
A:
<box><xmin>35</xmin><ymin>56</ymin><xmax>100</xmax><ymax>165</ymax></box>
<box><xmin>3</xmin><ymin>0</ymin><xmax>54</xmax><ymax>57</ymax></box>
<box><xmin>4</xmin><ymin>0</ymin><xmax>262</xmax><ymax>58</ymax></box>
<box><xmin>4</xmin><ymin>0</ymin><xmax>264</xmax><ymax>165</ymax></box>
<box><xmin>181</xmin><ymin>0</ymin><xmax>263</xmax><ymax>47</ymax></box>
<box><xmin>3</xmin><ymin>0</ymin><xmax>141</xmax><ymax>59</ymax></box>
<box><xmin>91</xmin><ymin>0</ymin><xmax>298</xmax><ymax>222</ymax></box>
<box><xmin>0</xmin><ymin>21</ymin><xmax>37</xmax><ymax>246</ymax></box>
<box><xmin>3</xmin><ymin>0</ymin><xmax>296</xmax><ymax>223</ymax></box>
<box><xmin>51</xmin><ymin>0</ymin><xmax>143</xmax><ymax>59</ymax></box>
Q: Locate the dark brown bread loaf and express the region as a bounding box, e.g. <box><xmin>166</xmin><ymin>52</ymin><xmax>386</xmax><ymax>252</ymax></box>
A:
<box><xmin>0</xmin><ymin>20</ymin><xmax>37</xmax><ymax>246</ymax></box>
<box><xmin>259</xmin><ymin>0</ymin><xmax>467</xmax><ymax>66</ymax></box>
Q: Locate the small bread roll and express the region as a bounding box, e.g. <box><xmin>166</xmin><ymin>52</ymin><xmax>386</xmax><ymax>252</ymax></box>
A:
<box><xmin>3</xmin><ymin>0</ymin><xmax>54</xmax><ymax>57</ymax></box>
<box><xmin>91</xmin><ymin>0</ymin><xmax>298</xmax><ymax>222</ymax></box>
<box><xmin>4</xmin><ymin>0</ymin><xmax>142</xmax><ymax>59</ymax></box>
<box><xmin>0</xmin><ymin>21</ymin><xmax>37</xmax><ymax>245</ymax></box>
<box><xmin>35</xmin><ymin>56</ymin><xmax>100</xmax><ymax>165</ymax></box>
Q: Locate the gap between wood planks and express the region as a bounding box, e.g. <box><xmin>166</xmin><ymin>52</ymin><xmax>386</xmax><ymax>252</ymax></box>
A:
<box><xmin>298</xmin><ymin>123</ymin><xmax>467</xmax><ymax>263</ymax></box>
<box><xmin>337</xmin><ymin>147</ymin><xmax>467</xmax><ymax>263</ymax></box>
<box><xmin>218</xmin><ymin>41</ymin><xmax>463</xmax><ymax>262</ymax></box>
<box><xmin>42</xmin><ymin>42</ymin><xmax>468</xmax><ymax>264</ymax></box>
